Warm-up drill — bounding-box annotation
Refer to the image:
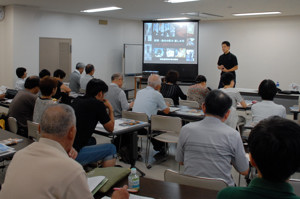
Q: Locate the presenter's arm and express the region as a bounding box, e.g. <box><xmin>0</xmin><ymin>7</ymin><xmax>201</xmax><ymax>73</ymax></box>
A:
<box><xmin>103</xmin><ymin>99</ymin><xmax>115</xmax><ymax>132</ymax></box>
<box><xmin>222</xmin><ymin>65</ymin><xmax>238</xmax><ymax>73</ymax></box>
<box><xmin>217</xmin><ymin>65</ymin><xmax>224</xmax><ymax>70</ymax></box>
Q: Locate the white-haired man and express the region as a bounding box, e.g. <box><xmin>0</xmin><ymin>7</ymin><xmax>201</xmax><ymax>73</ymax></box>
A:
<box><xmin>105</xmin><ymin>73</ymin><xmax>134</xmax><ymax>118</ymax></box>
<box><xmin>69</xmin><ymin>62</ymin><xmax>85</xmax><ymax>93</ymax></box>
<box><xmin>133</xmin><ymin>74</ymin><xmax>170</xmax><ymax>118</ymax></box>
<box><xmin>133</xmin><ymin>74</ymin><xmax>170</xmax><ymax>157</ymax></box>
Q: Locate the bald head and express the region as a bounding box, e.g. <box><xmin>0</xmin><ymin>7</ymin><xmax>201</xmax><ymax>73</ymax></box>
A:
<box><xmin>40</xmin><ymin>104</ymin><xmax>76</xmax><ymax>137</ymax></box>
<box><xmin>148</xmin><ymin>74</ymin><xmax>161</xmax><ymax>89</ymax></box>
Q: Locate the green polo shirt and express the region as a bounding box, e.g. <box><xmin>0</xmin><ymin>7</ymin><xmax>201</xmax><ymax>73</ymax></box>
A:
<box><xmin>217</xmin><ymin>178</ymin><xmax>300</xmax><ymax>199</ymax></box>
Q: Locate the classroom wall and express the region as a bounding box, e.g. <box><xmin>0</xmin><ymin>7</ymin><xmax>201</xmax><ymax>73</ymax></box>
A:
<box><xmin>0</xmin><ymin>6</ymin><xmax>142</xmax><ymax>88</ymax></box>
<box><xmin>0</xmin><ymin>6</ymin><xmax>14</xmax><ymax>88</ymax></box>
<box><xmin>198</xmin><ymin>16</ymin><xmax>300</xmax><ymax>90</ymax></box>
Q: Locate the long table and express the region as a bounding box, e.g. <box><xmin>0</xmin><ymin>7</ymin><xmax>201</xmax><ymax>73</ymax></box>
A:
<box><xmin>0</xmin><ymin>129</ymin><xmax>33</xmax><ymax>160</ymax></box>
<box><xmin>159</xmin><ymin>106</ymin><xmax>205</xmax><ymax>122</ymax></box>
<box><xmin>95</xmin><ymin>177</ymin><xmax>219</xmax><ymax>199</ymax></box>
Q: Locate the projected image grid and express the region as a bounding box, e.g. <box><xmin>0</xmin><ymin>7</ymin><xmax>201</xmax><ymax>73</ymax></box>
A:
<box><xmin>144</xmin><ymin>21</ymin><xmax>197</xmax><ymax>64</ymax></box>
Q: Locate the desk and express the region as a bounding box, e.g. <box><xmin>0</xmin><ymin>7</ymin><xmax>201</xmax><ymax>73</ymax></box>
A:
<box><xmin>95</xmin><ymin>118</ymin><xmax>149</xmax><ymax>136</ymax></box>
<box><xmin>95</xmin><ymin>177</ymin><xmax>219</xmax><ymax>199</ymax></box>
<box><xmin>95</xmin><ymin>118</ymin><xmax>150</xmax><ymax>176</ymax></box>
<box><xmin>159</xmin><ymin>106</ymin><xmax>204</xmax><ymax>122</ymax></box>
<box><xmin>0</xmin><ymin>98</ymin><xmax>12</xmax><ymax>108</ymax></box>
<box><xmin>0</xmin><ymin>129</ymin><xmax>33</xmax><ymax>160</ymax></box>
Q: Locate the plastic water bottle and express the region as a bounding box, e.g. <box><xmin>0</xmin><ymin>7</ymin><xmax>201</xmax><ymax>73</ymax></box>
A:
<box><xmin>128</xmin><ymin>168</ymin><xmax>140</xmax><ymax>191</ymax></box>
<box><xmin>276</xmin><ymin>81</ymin><xmax>280</xmax><ymax>88</ymax></box>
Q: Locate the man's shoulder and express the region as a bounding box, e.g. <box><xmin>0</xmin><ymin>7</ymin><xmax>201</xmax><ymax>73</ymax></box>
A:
<box><xmin>72</xmin><ymin>97</ymin><xmax>104</xmax><ymax>108</ymax></box>
<box><xmin>217</xmin><ymin>186</ymin><xmax>249</xmax><ymax>199</ymax></box>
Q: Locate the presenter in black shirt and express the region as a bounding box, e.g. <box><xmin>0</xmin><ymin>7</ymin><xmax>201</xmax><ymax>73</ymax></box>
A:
<box><xmin>217</xmin><ymin>41</ymin><xmax>238</xmax><ymax>88</ymax></box>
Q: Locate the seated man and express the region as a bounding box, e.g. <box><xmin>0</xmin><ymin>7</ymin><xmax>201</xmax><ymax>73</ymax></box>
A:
<box><xmin>220</xmin><ymin>72</ymin><xmax>247</xmax><ymax>129</ymax></box>
<box><xmin>251</xmin><ymin>79</ymin><xmax>286</xmax><ymax>124</ymax></box>
<box><xmin>72</xmin><ymin>78</ymin><xmax>117</xmax><ymax>166</ymax></box>
<box><xmin>1</xmin><ymin>104</ymin><xmax>93</xmax><ymax>198</ymax></box>
<box><xmin>69</xmin><ymin>62</ymin><xmax>85</xmax><ymax>93</ymax></box>
<box><xmin>15</xmin><ymin>67</ymin><xmax>27</xmax><ymax>90</ymax></box>
<box><xmin>80</xmin><ymin>64</ymin><xmax>95</xmax><ymax>91</ymax></box>
<box><xmin>53</xmin><ymin>69</ymin><xmax>71</xmax><ymax>104</ymax></box>
<box><xmin>218</xmin><ymin>116</ymin><xmax>300</xmax><ymax>199</ymax></box>
<box><xmin>176</xmin><ymin>90</ymin><xmax>249</xmax><ymax>186</ymax></box>
<box><xmin>133</xmin><ymin>74</ymin><xmax>170</xmax><ymax>118</ymax></box>
<box><xmin>33</xmin><ymin>77</ymin><xmax>58</xmax><ymax>123</ymax></box>
<box><xmin>105</xmin><ymin>73</ymin><xmax>133</xmax><ymax>118</ymax></box>
<box><xmin>133</xmin><ymin>74</ymin><xmax>170</xmax><ymax>156</ymax></box>
<box><xmin>187</xmin><ymin>75</ymin><xmax>210</xmax><ymax>109</ymax></box>
<box><xmin>8</xmin><ymin>76</ymin><xmax>40</xmax><ymax>137</ymax></box>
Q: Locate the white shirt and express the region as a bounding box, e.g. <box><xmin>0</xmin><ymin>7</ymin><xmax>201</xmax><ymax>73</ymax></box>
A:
<box><xmin>15</xmin><ymin>78</ymin><xmax>25</xmax><ymax>90</ymax></box>
<box><xmin>251</xmin><ymin>100</ymin><xmax>286</xmax><ymax>123</ymax></box>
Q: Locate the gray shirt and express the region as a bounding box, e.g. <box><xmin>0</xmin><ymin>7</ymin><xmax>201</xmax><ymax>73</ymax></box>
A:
<box><xmin>8</xmin><ymin>90</ymin><xmax>37</xmax><ymax>128</ymax></box>
<box><xmin>69</xmin><ymin>70</ymin><xmax>81</xmax><ymax>93</ymax></box>
<box><xmin>133</xmin><ymin>86</ymin><xmax>167</xmax><ymax>118</ymax></box>
<box><xmin>220</xmin><ymin>88</ymin><xmax>244</xmax><ymax>108</ymax></box>
<box><xmin>220</xmin><ymin>88</ymin><xmax>244</xmax><ymax>128</ymax></box>
<box><xmin>176</xmin><ymin>116</ymin><xmax>249</xmax><ymax>186</ymax></box>
<box><xmin>105</xmin><ymin>83</ymin><xmax>129</xmax><ymax>118</ymax></box>
<box><xmin>33</xmin><ymin>97</ymin><xmax>56</xmax><ymax>123</ymax></box>
<box><xmin>80</xmin><ymin>74</ymin><xmax>93</xmax><ymax>90</ymax></box>
<box><xmin>251</xmin><ymin>100</ymin><xmax>286</xmax><ymax>123</ymax></box>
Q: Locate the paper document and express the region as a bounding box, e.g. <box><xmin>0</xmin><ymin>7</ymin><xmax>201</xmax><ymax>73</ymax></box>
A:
<box><xmin>290</xmin><ymin>106</ymin><xmax>299</xmax><ymax>111</ymax></box>
<box><xmin>101</xmin><ymin>194</ymin><xmax>154</xmax><ymax>199</ymax></box>
<box><xmin>169</xmin><ymin>107</ymin><xmax>180</xmax><ymax>112</ymax></box>
<box><xmin>87</xmin><ymin>176</ymin><xmax>106</xmax><ymax>192</ymax></box>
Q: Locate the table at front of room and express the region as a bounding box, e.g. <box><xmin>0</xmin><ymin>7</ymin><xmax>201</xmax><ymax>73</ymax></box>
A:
<box><xmin>94</xmin><ymin>177</ymin><xmax>219</xmax><ymax>199</ymax></box>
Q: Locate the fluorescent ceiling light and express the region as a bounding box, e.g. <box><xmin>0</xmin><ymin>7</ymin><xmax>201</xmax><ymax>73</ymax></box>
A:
<box><xmin>156</xmin><ymin>17</ymin><xmax>190</xmax><ymax>21</ymax></box>
<box><xmin>165</xmin><ymin>0</ymin><xmax>200</xmax><ymax>3</ymax></box>
<box><xmin>81</xmin><ymin>7</ymin><xmax>122</xmax><ymax>13</ymax></box>
<box><xmin>233</xmin><ymin>11</ymin><xmax>281</xmax><ymax>16</ymax></box>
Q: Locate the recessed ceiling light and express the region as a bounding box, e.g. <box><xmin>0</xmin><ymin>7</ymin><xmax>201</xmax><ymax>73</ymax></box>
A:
<box><xmin>165</xmin><ymin>0</ymin><xmax>200</xmax><ymax>3</ymax></box>
<box><xmin>81</xmin><ymin>7</ymin><xmax>122</xmax><ymax>13</ymax></box>
<box><xmin>233</xmin><ymin>11</ymin><xmax>281</xmax><ymax>17</ymax></box>
<box><xmin>156</xmin><ymin>17</ymin><xmax>190</xmax><ymax>21</ymax></box>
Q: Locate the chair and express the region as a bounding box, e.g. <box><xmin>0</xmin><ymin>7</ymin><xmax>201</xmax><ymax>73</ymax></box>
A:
<box><xmin>164</xmin><ymin>98</ymin><xmax>174</xmax><ymax>106</ymax></box>
<box><xmin>122</xmin><ymin>111</ymin><xmax>149</xmax><ymax>151</ymax></box>
<box><xmin>27</xmin><ymin>120</ymin><xmax>40</xmax><ymax>141</ymax></box>
<box><xmin>146</xmin><ymin>115</ymin><xmax>182</xmax><ymax>167</ymax></box>
<box><xmin>179</xmin><ymin>100</ymin><xmax>199</xmax><ymax>109</ymax></box>
<box><xmin>289</xmin><ymin>179</ymin><xmax>300</xmax><ymax>196</ymax></box>
<box><xmin>164</xmin><ymin>169</ymin><xmax>228</xmax><ymax>191</ymax></box>
<box><xmin>7</xmin><ymin>117</ymin><xmax>18</xmax><ymax>134</ymax></box>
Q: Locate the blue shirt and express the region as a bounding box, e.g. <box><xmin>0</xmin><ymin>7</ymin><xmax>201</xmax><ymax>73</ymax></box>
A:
<box><xmin>133</xmin><ymin>86</ymin><xmax>167</xmax><ymax>118</ymax></box>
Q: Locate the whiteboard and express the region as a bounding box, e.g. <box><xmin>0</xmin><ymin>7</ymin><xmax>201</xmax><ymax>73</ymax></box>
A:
<box><xmin>123</xmin><ymin>44</ymin><xmax>143</xmax><ymax>75</ymax></box>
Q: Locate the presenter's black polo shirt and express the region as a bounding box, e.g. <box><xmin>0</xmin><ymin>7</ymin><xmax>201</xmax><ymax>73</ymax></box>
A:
<box><xmin>217</xmin><ymin>52</ymin><xmax>238</xmax><ymax>77</ymax></box>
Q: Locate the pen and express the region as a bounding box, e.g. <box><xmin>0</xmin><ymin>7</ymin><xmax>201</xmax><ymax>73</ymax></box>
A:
<box><xmin>113</xmin><ymin>187</ymin><xmax>138</xmax><ymax>193</ymax></box>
